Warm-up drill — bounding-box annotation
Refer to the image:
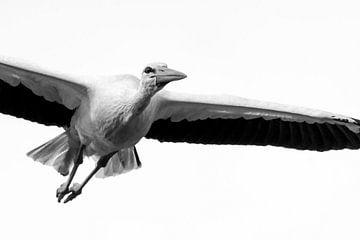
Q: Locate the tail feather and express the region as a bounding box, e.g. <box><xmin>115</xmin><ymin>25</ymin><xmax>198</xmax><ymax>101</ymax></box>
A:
<box><xmin>95</xmin><ymin>147</ymin><xmax>141</xmax><ymax>178</ymax></box>
<box><xmin>27</xmin><ymin>132</ymin><xmax>140</xmax><ymax>178</ymax></box>
<box><xmin>27</xmin><ymin>131</ymin><xmax>78</xmax><ymax>176</ymax></box>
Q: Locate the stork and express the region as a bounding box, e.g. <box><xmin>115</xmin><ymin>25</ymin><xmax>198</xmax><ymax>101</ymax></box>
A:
<box><xmin>1</xmin><ymin>56</ymin><xmax>360</xmax><ymax>203</ymax></box>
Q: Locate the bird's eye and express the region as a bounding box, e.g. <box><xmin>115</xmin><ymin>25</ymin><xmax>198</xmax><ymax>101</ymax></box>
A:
<box><xmin>144</xmin><ymin>67</ymin><xmax>154</xmax><ymax>74</ymax></box>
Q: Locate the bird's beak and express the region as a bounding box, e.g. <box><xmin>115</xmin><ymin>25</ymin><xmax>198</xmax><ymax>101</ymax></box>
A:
<box><xmin>156</xmin><ymin>68</ymin><xmax>187</xmax><ymax>85</ymax></box>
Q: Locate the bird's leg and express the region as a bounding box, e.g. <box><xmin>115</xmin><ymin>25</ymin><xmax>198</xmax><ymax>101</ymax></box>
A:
<box><xmin>63</xmin><ymin>152</ymin><xmax>115</xmax><ymax>203</ymax></box>
<box><xmin>134</xmin><ymin>146</ymin><xmax>142</xmax><ymax>167</ymax></box>
<box><xmin>56</xmin><ymin>144</ymin><xmax>85</xmax><ymax>203</ymax></box>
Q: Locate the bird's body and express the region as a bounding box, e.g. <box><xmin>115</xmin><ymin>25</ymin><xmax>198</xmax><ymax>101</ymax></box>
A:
<box><xmin>73</xmin><ymin>75</ymin><xmax>152</xmax><ymax>156</ymax></box>
<box><xmin>1</xmin><ymin>56</ymin><xmax>360</xmax><ymax>203</ymax></box>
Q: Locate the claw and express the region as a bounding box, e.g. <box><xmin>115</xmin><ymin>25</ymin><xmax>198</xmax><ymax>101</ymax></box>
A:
<box><xmin>56</xmin><ymin>183</ymin><xmax>70</xmax><ymax>203</ymax></box>
<box><xmin>63</xmin><ymin>183</ymin><xmax>82</xmax><ymax>204</ymax></box>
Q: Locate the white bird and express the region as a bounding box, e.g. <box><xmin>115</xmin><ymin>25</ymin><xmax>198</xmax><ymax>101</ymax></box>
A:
<box><xmin>1</xmin><ymin>56</ymin><xmax>360</xmax><ymax>203</ymax></box>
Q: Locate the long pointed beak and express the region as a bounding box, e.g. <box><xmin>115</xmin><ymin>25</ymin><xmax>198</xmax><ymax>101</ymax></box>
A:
<box><xmin>156</xmin><ymin>68</ymin><xmax>187</xmax><ymax>85</ymax></box>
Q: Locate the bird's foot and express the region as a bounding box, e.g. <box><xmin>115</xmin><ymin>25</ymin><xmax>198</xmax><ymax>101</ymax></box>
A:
<box><xmin>63</xmin><ymin>183</ymin><xmax>82</xmax><ymax>204</ymax></box>
<box><xmin>56</xmin><ymin>183</ymin><xmax>70</xmax><ymax>203</ymax></box>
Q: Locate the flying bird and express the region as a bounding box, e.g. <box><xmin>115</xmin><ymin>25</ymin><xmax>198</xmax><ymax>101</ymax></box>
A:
<box><xmin>1</xmin><ymin>56</ymin><xmax>360</xmax><ymax>203</ymax></box>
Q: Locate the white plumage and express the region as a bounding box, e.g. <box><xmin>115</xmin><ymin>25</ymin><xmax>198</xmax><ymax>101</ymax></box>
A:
<box><xmin>155</xmin><ymin>91</ymin><xmax>358</xmax><ymax>130</ymax></box>
<box><xmin>0</xmin><ymin>56</ymin><xmax>359</xmax><ymax>203</ymax></box>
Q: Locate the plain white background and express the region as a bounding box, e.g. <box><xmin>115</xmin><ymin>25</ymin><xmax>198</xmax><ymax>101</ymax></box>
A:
<box><xmin>0</xmin><ymin>0</ymin><xmax>360</xmax><ymax>239</ymax></box>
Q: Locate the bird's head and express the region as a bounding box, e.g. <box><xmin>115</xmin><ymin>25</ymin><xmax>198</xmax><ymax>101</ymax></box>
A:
<box><xmin>140</xmin><ymin>63</ymin><xmax>187</xmax><ymax>94</ymax></box>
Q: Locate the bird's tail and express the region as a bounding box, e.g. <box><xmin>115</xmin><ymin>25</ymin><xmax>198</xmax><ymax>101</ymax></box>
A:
<box><xmin>27</xmin><ymin>131</ymin><xmax>80</xmax><ymax>176</ymax></box>
<box><xmin>95</xmin><ymin>147</ymin><xmax>142</xmax><ymax>178</ymax></box>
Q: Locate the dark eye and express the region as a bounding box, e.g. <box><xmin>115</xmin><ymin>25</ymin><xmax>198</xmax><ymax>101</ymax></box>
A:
<box><xmin>144</xmin><ymin>67</ymin><xmax>154</xmax><ymax>74</ymax></box>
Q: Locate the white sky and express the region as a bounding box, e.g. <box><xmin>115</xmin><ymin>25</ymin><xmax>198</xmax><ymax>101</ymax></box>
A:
<box><xmin>1</xmin><ymin>0</ymin><xmax>360</xmax><ymax>239</ymax></box>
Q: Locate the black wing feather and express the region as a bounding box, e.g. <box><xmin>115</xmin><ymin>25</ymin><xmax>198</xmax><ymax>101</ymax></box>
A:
<box><xmin>145</xmin><ymin>117</ymin><xmax>360</xmax><ymax>151</ymax></box>
<box><xmin>0</xmin><ymin>80</ymin><xmax>74</xmax><ymax>127</ymax></box>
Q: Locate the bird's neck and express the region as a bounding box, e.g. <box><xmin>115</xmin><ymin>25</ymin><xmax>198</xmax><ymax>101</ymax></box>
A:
<box><xmin>131</xmin><ymin>84</ymin><xmax>155</xmax><ymax>116</ymax></box>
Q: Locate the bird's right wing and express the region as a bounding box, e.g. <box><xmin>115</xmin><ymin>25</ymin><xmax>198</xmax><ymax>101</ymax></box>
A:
<box><xmin>146</xmin><ymin>91</ymin><xmax>360</xmax><ymax>151</ymax></box>
<box><xmin>0</xmin><ymin>56</ymin><xmax>88</xmax><ymax>127</ymax></box>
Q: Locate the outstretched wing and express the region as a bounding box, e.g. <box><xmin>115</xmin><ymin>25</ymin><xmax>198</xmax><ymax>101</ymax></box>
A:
<box><xmin>146</xmin><ymin>91</ymin><xmax>360</xmax><ymax>151</ymax></box>
<box><xmin>0</xmin><ymin>56</ymin><xmax>88</xmax><ymax>127</ymax></box>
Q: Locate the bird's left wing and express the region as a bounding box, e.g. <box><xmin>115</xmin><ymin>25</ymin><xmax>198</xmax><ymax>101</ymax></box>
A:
<box><xmin>0</xmin><ymin>56</ymin><xmax>88</xmax><ymax>127</ymax></box>
<box><xmin>146</xmin><ymin>91</ymin><xmax>360</xmax><ymax>151</ymax></box>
